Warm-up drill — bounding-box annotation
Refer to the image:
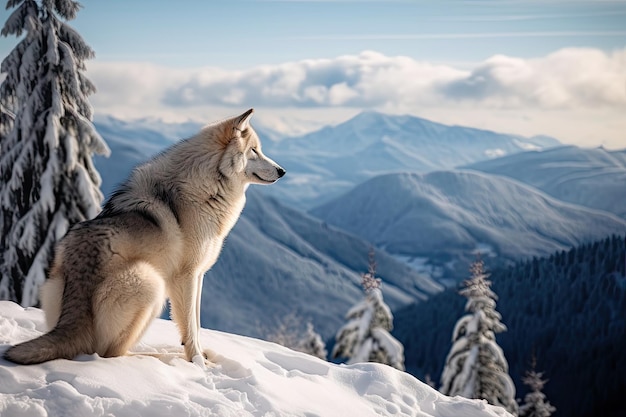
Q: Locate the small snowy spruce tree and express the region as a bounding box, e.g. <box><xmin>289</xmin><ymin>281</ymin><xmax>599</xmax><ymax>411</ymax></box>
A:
<box><xmin>518</xmin><ymin>357</ymin><xmax>555</xmax><ymax>417</ymax></box>
<box><xmin>332</xmin><ymin>250</ymin><xmax>405</xmax><ymax>370</ymax></box>
<box><xmin>0</xmin><ymin>0</ymin><xmax>109</xmax><ymax>306</ymax></box>
<box><xmin>298</xmin><ymin>322</ymin><xmax>328</xmax><ymax>360</ymax></box>
<box><xmin>266</xmin><ymin>313</ymin><xmax>327</xmax><ymax>360</ymax></box>
<box><xmin>440</xmin><ymin>259</ymin><xmax>517</xmax><ymax>415</ymax></box>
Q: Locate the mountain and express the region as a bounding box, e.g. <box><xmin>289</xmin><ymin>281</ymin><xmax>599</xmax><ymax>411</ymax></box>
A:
<box><xmin>262</xmin><ymin>111</ymin><xmax>561</xmax><ymax>209</ymax></box>
<box><xmin>310</xmin><ymin>170</ymin><xmax>626</xmax><ymax>281</ymax></box>
<box><xmin>464</xmin><ymin>145</ymin><xmax>626</xmax><ymax>219</ymax></box>
<box><xmin>93</xmin><ymin>117</ymin><xmax>442</xmax><ymax>340</ymax></box>
<box><xmin>0</xmin><ymin>301</ymin><xmax>513</xmax><ymax>417</ymax></box>
<box><xmin>394</xmin><ymin>235</ymin><xmax>626</xmax><ymax>417</ymax></box>
<box><xmin>93</xmin><ymin>116</ymin><xmax>203</xmax><ymax>193</ymax></box>
<box><xmin>202</xmin><ymin>189</ymin><xmax>442</xmax><ymax>339</ymax></box>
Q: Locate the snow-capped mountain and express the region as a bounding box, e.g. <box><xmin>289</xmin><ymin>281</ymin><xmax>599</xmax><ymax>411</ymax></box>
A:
<box><xmin>464</xmin><ymin>145</ymin><xmax>626</xmax><ymax>219</ymax></box>
<box><xmin>93</xmin><ymin>117</ymin><xmax>442</xmax><ymax>340</ymax></box>
<box><xmin>310</xmin><ymin>170</ymin><xmax>626</xmax><ymax>280</ymax></box>
<box><xmin>0</xmin><ymin>302</ymin><xmax>512</xmax><ymax>417</ymax></box>
<box><xmin>93</xmin><ymin>115</ymin><xmax>203</xmax><ymax>193</ymax></box>
<box><xmin>262</xmin><ymin>111</ymin><xmax>561</xmax><ymax>209</ymax></box>
<box><xmin>202</xmin><ymin>189</ymin><xmax>442</xmax><ymax>339</ymax></box>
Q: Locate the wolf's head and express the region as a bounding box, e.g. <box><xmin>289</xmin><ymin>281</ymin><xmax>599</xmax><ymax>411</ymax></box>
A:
<box><xmin>216</xmin><ymin>109</ymin><xmax>285</xmax><ymax>186</ymax></box>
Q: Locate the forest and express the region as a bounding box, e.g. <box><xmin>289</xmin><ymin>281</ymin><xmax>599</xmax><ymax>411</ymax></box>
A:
<box><xmin>395</xmin><ymin>234</ymin><xmax>626</xmax><ymax>417</ymax></box>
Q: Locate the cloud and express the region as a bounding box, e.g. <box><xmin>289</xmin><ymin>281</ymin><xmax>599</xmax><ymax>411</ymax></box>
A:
<box><xmin>158</xmin><ymin>51</ymin><xmax>469</xmax><ymax>108</ymax></box>
<box><xmin>87</xmin><ymin>47</ymin><xmax>626</xmax><ymax>116</ymax></box>
<box><xmin>442</xmin><ymin>48</ymin><xmax>626</xmax><ymax>109</ymax></box>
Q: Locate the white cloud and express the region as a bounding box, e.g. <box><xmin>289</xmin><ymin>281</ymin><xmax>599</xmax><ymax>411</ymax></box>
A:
<box><xmin>87</xmin><ymin>48</ymin><xmax>626</xmax><ymax>112</ymax></box>
<box><xmin>84</xmin><ymin>48</ymin><xmax>626</xmax><ymax>149</ymax></box>
<box><xmin>443</xmin><ymin>48</ymin><xmax>626</xmax><ymax>109</ymax></box>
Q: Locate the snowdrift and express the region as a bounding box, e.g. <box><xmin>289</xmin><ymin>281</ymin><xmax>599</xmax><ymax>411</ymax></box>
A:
<box><xmin>0</xmin><ymin>301</ymin><xmax>511</xmax><ymax>417</ymax></box>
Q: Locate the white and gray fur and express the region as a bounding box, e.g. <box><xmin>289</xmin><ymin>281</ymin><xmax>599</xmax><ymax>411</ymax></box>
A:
<box><xmin>4</xmin><ymin>109</ymin><xmax>285</xmax><ymax>365</ymax></box>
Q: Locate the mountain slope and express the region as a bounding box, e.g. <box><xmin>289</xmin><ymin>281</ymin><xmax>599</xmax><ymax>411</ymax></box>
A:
<box><xmin>203</xmin><ymin>189</ymin><xmax>442</xmax><ymax>340</ymax></box>
<box><xmin>263</xmin><ymin>111</ymin><xmax>560</xmax><ymax>209</ymax></box>
<box><xmin>0</xmin><ymin>301</ymin><xmax>512</xmax><ymax>417</ymax></box>
<box><xmin>464</xmin><ymin>145</ymin><xmax>626</xmax><ymax>218</ymax></box>
<box><xmin>93</xmin><ymin>117</ymin><xmax>442</xmax><ymax>340</ymax></box>
<box><xmin>93</xmin><ymin>116</ymin><xmax>202</xmax><ymax>193</ymax></box>
<box><xmin>310</xmin><ymin>170</ymin><xmax>626</xmax><ymax>279</ymax></box>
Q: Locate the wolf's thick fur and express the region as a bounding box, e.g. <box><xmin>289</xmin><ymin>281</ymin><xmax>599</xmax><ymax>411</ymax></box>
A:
<box><xmin>4</xmin><ymin>109</ymin><xmax>285</xmax><ymax>365</ymax></box>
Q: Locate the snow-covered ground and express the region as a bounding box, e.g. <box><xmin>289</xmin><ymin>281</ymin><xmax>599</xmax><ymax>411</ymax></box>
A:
<box><xmin>0</xmin><ymin>301</ymin><xmax>511</xmax><ymax>417</ymax></box>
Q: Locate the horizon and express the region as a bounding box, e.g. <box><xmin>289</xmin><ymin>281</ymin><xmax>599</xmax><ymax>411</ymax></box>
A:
<box><xmin>1</xmin><ymin>0</ymin><xmax>625</xmax><ymax>148</ymax></box>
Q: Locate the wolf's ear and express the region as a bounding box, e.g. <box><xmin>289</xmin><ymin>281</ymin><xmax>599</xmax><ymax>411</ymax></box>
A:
<box><xmin>235</xmin><ymin>108</ymin><xmax>254</xmax><ymax>132</ymax></box>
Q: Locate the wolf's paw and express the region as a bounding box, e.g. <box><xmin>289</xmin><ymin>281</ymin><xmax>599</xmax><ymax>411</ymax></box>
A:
<box><xmin>192</xmin><ymin>354</ymin><xmax>208</xmax><ymax>370</ymax></box>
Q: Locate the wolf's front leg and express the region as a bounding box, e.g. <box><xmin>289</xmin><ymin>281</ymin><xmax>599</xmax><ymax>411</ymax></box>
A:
<box><xmin>196</xmin><ymin>273</ymin><xmax>204</xmax><ymax>336</ymax></box>
<box><xmin>169</xmin><ymin>274</ymin><xmax>205</xmax><ymax>363</ymax></box>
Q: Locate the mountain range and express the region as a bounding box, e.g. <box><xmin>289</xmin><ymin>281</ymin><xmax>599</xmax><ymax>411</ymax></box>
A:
<box><xmin>93</xmin><ymin>111</ymin><xmax>623</xmax><ymax>335</ymax></box>
<box><xmin>93</xmin><ymin>116</ymin><xmax>442</xmax><ymax>340</ymax></box>
<box><xmin>201</xmin><ymin>189</ymin><xmax>442</xmax><ymax>339</ymax></box>
<box><xmin>309</xmin><ymin>170</ymin><xmax>626</xmax><ymax>281</ymax></box>
<box><xmin>261</xmin><ymin>111</ymin><xmax>561</xmax><ymax>209</ymax></box>
<box><xmin>70</xmin><ymin>111</ymin><xmax>626</xmax><ymax>417</ymax></box>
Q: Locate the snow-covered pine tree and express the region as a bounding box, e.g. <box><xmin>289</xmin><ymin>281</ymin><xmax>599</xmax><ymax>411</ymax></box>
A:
<box><xmin>266</xmin><ymin>313</ymin><xmax>328</xmax><ymax>360</ymax></box>
<box><xmin>518</xmin><ymin>357</ymin><xmax>555</xmax><ymax>417</ymax></box>
<box><xmin>0</xmin><ymin>102</ymin><xmax>14</xmax><ymax>143</ymax></box>
<box><xmin>0</xmin><ymin>0</ymin><xmax>109</xmax><ymax>306</ymax></box>
<box><xmin>298</xmin><ymin>322</ymin><xmax>328</xmax><ymax>360</ymax></box>
<box><xmin>440</xmin><ymin>259</ymin><xmax>518</xmax><ymax>415</ymax></box>
<box><xmin>332</xmin><ymin>250</ymin><xmax>405</xmax><ymax>370</ymax></box>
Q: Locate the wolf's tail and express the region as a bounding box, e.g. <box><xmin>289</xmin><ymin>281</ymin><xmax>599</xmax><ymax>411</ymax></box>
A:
<box><xmin>4</xmin><ymin>318</ymin><xmax>94</xmax><ymax>365</ymax></box>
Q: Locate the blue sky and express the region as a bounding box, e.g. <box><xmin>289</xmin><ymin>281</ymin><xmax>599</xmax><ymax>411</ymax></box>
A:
<box><xmin>33</xmin><ymin>0</ymin><xmax>626</xmax><ymax>66</ymax></box>
<box><xmin>1</xmin><ymin>0</ymin><xmax>625</xmax><ymax>148</ymax></box>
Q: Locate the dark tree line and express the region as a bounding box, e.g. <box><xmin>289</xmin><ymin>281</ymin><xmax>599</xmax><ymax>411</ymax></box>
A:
<box><xmin>394</xmin><ymin>234</ymin><xmax>626</xmax><ymax>417</ymax></box>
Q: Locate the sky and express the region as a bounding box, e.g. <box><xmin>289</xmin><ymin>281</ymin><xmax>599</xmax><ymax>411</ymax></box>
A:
<box><xmin>1</xmin><ymin>0</ymin><xmax>625</xmax><ymax>148</ymax></box>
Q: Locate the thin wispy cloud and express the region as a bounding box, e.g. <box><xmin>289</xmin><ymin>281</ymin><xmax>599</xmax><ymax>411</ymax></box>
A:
<box><xmin>434</xmin><ymin>9</ymin><xmax>626</xmax><ymax>22</ymax></box>
<box><xmin>279</xmin><ymin>31</ymin><xmax>626</xmax><ymax>41</ymax></box>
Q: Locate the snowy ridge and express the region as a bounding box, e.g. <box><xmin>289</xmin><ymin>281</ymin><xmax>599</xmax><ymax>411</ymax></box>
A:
<box><xmin>0</xmin><ymin>301</ymin><xmax>511</xmax><ymax>417</ymax></box>
<box><xmin>464</xmin><ymin>145</ymin><xmax>626</xmax><ymax>218</ymax></box>
<box><xmin>310</xmin><ymin>170</ymin><xmax>626</xmax><ymax>279</ymax></box>
<box><xmin>261</xmin><ymin>111</ymin><xmax>560</xmax><ymax>209</ymax></box>
<box><xmin>203</xmin><ymin>189</ymin><xmax>441</xmax><ymax>340</ymax></box>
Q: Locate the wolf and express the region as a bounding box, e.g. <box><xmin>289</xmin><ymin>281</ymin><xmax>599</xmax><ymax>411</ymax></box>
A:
<box><xmin>4</xmin><ymin>109</ymin><xmax>285</xmax><ymax>365</ymax></box>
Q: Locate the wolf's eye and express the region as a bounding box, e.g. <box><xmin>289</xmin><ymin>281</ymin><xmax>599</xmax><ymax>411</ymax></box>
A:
<box><xmin>250</xmin><ymin>148</ymin><xmax>258</xmax><ymax>156</ymax></box>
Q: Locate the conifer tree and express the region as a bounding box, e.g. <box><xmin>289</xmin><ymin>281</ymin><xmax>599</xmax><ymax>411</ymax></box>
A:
<box><xmin>0</xmin><ymin>0</ymin><xmax>109</xmax><ymax>306</ymax></box>
<box><xmin>332</xmin><ymin>249</ymin><xmax>405</xmax><ymax>370</ymax></box>
<box><xmin>0</xmin><ymin>102</ymin><xmax>13</xmax><ymax>141</ymax></box>
<box><xmin>440</xmin><ymin>259</ymin><xmax>517</xmax><ymax>415</ymax></box>
<box><xmin>266</xmin><ymin>313</ymin><xmax>328</xmax><ymax>360</ymax></box>
<box><xmin>518</xmin><ymin>357</ymin><xmax>556</xmax><ymax>417</ymax></box>
<box><xmin>299</xmin><ymin>322</ymin><xmax>328</xmax><ymax>360</ymax></box>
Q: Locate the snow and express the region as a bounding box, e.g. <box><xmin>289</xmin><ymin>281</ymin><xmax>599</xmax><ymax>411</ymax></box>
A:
<box><xmin>0</xmin><ymin>301</ymin><xmax>512</xmax><ymax>417</ymax></box>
